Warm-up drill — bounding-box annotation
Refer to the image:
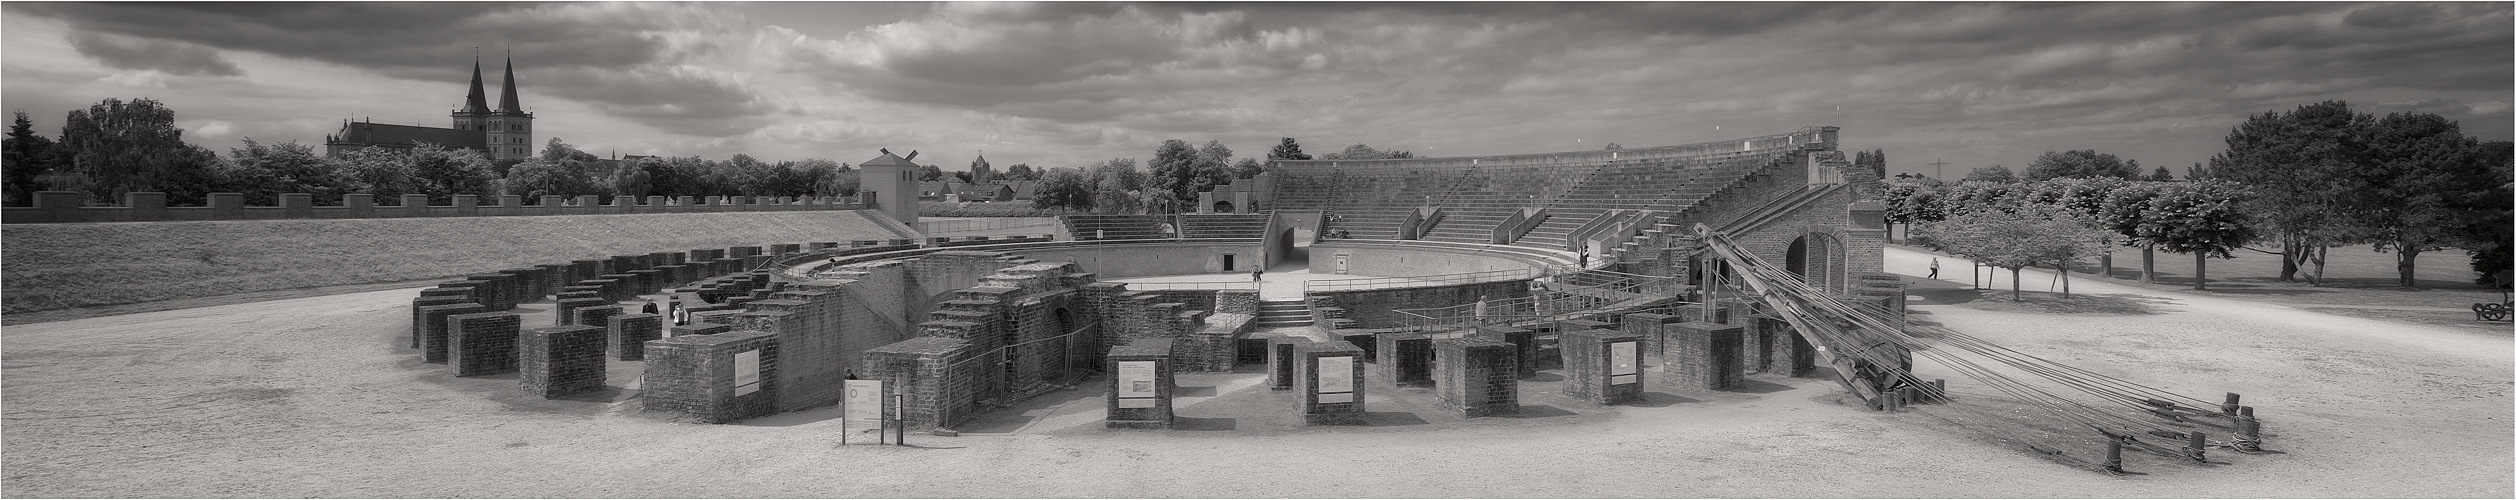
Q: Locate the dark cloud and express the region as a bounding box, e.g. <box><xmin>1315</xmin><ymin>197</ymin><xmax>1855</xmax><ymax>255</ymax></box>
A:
<box><xmin>64</xmin><ymin>31</ymin><xmax>243</xmax><ymax>76</ymax></box>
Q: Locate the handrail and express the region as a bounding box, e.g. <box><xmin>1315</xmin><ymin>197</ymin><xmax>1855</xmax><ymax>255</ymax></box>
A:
<box><xmin>1120</xmin><ymin>281</ymin><xmax>1260</xmax><ymax>291</ymax></box>
<box><xmin>1303</xmin><ymin>267</ymin><xmax>1537</xmax><ymax>293</ymax></box>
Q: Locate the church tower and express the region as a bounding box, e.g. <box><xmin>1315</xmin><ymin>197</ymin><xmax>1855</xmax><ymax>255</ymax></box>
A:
<box><xmin>969</xmin><ymin>154</ymin><xmax>993</xmax><ymax>184</ymax></box>
<box><xmin>484</xmin><ymin>55</ymin><xmax>534</xmax><ymax>160</ymax></box>
<box><xmin>449</xmin><ymin>57</ymin><xmax>492</xmax><ymax>140</ymax></box>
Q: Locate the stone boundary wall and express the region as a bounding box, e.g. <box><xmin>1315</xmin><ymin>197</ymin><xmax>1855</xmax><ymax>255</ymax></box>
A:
<box><xmin>1303</xmin><ymin>279</ymin><xmax>1535</xmax><ymax>330</ymax></box>
<box><xmin>4</xmin><ymin>190</ymin><xmax>862</xmax><ymax>224</ymax></box>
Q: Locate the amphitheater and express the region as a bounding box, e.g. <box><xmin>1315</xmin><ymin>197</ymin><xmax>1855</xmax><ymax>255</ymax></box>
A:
<box><xmin>4</xmin><ymin>127</ymin><xmax>2509</xmax><ymax>498</ymax></box>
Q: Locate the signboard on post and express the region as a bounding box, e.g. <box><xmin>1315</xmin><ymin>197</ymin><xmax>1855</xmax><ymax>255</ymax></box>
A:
<box><xmin>734</xmin><ymin>350</ymin><xmax>761</xmax><ymax>396</ymax></box>
<box><xmin>1117</xmin><ymin>361</ymin><xmax>1157</xmax><ymax>409</ymax></box>
<box><xmin>1317</xmin><ymin>356</ymin><xmax>1354</xmax><ymax>403</ymax></box>
<box><xmin>843</xmin><ymin>379</ymin><xmax>882</xmax><ymax>445</ymax></box>
<box><xmin>1610</xmin><ymin>341</ymin><xmax>1638</xmax><ymax>385</ymax></box>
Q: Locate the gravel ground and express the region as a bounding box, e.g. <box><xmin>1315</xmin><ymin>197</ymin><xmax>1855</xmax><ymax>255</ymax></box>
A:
<box><xmin>2</xmin><ymin>247</ymin><xmax>2507</xmax><ymax>497</ymax></box>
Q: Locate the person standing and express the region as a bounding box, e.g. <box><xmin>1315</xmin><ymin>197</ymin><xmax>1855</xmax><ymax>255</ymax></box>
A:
<box><xmin>1928</xmin><ymin>258</ymin><xmax>1941</xmax><ymax>279</ymax></box>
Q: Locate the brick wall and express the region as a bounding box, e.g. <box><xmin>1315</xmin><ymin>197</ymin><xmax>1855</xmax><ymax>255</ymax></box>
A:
<box><xmin>1295</xmin><ymin>341</ymin><xmax>1367</xmax><ymax>425</ymax></box>
<box><xmin>1375</xmin><ymin>332</ymin><xmax>1435</xmax><ymax>387</ymax></box>
<box><xmin>1302</xmin><ymin>279</ymin><xmax>1533</xmax><ymax>330</ymax></box>
<box><xmin>446</xmin><ymin>312</ymin><xmax>521</xmax><ymax>376</ymax></box>
<box><xmin>1104</xmin><ymin>339</ymin><xmax>1175</xmax><ymax>429</ymax></box>
<box><xmin>1670</xmin><ymin>321</ymin><xmax>1745</xmax><ymax>390</ymax></box>
<box><xmin>608</xmin><ymin>313</ymin><xmax>663</xmax><ymax>361</ymax></box>
<box><xmin>859</xmin><ymin>336</ymin><xmax>981</xmax><ymax>430</ymax></box>
<box><xmin>520</xmin><ymin>325</ymin><xmax>606</xmax><ymax>397</ymax></box>
<box><xmin>1435</xmin><ymin>338</ymin><xmax>1518</xmax><ymax>417</ymax></box>
<box><xmin>1560</xmin><ymin>329</ymin><xmax>1644</xmax><ymax>405</ymax></box>
<box><xmin>417</xmin><ymin>303</ymin><xmax>489</xmax><ymax>363</ymax></box>
<box><xmin>643</xmin><ymin>330</ymin><xmax>780</xmax><ymax>423</ymax></box>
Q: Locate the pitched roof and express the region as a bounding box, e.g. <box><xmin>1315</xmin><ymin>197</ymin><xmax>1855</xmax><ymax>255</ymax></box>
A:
<box><xmin>860</xmin><ymin>150</ymin><xmax>920</xmax><ymax>168</ymax></box>
<box><xmin>460</xmin><ymin>59</ymin><xmax>490</xmax><ymax>114</ymax></box>
<box><xmin>496</xmin><ymin>56</ymin><xmax>524</xmax><ymax>115</ymax></box>
<box><xmin>332</xmin><ymin>121</ymin><xmax>487</xmax><ymax>151</ymax></box>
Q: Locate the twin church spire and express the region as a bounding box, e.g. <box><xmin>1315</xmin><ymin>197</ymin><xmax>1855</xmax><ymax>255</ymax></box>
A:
<box><xmin>460</xmin><ymin>52</ymin><xmax>524</xmax><ymax>116</ymax></box>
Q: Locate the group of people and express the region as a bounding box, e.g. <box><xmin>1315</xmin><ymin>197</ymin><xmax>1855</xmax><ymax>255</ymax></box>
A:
<box><xmin>641</xmin><ymin>299</ymin><xmax>692</xmax><ymax>328</ymax></box>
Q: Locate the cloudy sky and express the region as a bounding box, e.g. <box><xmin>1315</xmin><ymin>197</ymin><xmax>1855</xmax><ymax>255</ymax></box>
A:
<box><xmin>3</xmin><ymin>2</ymin><xmax>2508</xmax><ymax>177</ymax></box>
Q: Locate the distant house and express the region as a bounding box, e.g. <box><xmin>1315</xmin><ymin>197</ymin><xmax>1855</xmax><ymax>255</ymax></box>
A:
<box><xmin>919</xmin><ymin>179</ymin><xmax>1037</xmax><ymax>202</ymax></box>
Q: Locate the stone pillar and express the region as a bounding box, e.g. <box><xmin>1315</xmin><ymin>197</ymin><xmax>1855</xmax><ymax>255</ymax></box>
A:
<box><xmin>1105</xmin><ymin>339</ymin><xmax>1176</xmax><ymax>429</ymax></box>
<box><xmin>1296</xmin><ymin>341</ymin><xmax>1367</xmax><ymax>425</ymax></box>
<box><xmin>643</xmin><ymin>330</ymin><xmax>780</xmax><ymax>424</ymax></box>
<box><xmin>575</xmin><ymin>305</ymin><xmax>625</xmax><ymax>334</ymax></box>
<box><xmin>1620</xmin><ymin>312</ymin><xmax>1682</xmax><ymax>367</ymax></box>
<box><xmin>1760</xmin><ymin>315</ymin><xmax>1814</xmax><ymax>377</ymax></box>
<box><xmin>609</xmin><ymin>313</ymin><xmax>664</xmax><ymax>361</ymax></box>
<box><xmin>1267</xmin><ymin>336</ymin><xmax>1308</xmax><ymax>391</ymax></box>
<box><xmin>1375</xmin><ymin>331</ymin><xmax>1434</xmax><ymax>387</ymax></box>
<box><xmin>417</xmin><ymin>303</ymin><xmax>489</xmax><ymax>363</ymax></box>
<box><xmin>410</xmin><ymin>296</ymin><xmax>472</xmax><ymax>348</ymax></box>
<box><xmin>1435</xmin><ymin>338</ymin><xmax>1519</xmax><ymax>417</ymax></box>
<box><xmin>555</xmin><ymin>298</ymin><xmax>609</xmax><ymax>326</ymax></box>
<box><xmin>446</xmin><ymin>312</ymin><xmax>522</xmax><ymax>376</ymax></box>
<box><xmin>1560</xmin><ymin>329</ymin><xmax>1644</xmax><ymax>405</ymax></box>
<box><xmin>520</xmin><ymin>325</ymin><xmax>606</xmax><ymax>398</ymax></box>
<box><xmin>861</xmin><ymin>337</ymin><xmax>980</xmax><ymax>431</ymax></box>
<box><xmin>1477</xmin><ymin>325</ymin><xmax>1539</xmax><ymax>379</ymax></box>
<box><xmin>672</xmin><ymin>323</ymin><xmax>732</xmax><ymax>337</ymax></box>
<box><xmin>1671</xmin><ymin>321</ymin><xmax>1746</xmax><ymax>390</ymax></box>
<box><xmin>462</xmin><ymin>273</ymin><xmax>517</xmax><ymax>311</ymax></box>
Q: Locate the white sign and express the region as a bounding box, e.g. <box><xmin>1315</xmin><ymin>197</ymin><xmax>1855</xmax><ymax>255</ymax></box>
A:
<box><xmin>1611</xmin><ymin>341</ymin><xmax>1638</xmax><ymax>385</ymax></box>
<box><xmin>1118</xmin><ymin>361</ymin><xmax>1157</xmax><ymax>398</ymax></box>
<box><xmin>844</xmin><ymin>380</ymin><xmax>882</xmax><ymax>425</ymax></box>
<box><xmin>1317</xmin><ymin>355</ymin><xmax>1354</xmax><ymax>403</ymax></box>
<box><xmin>734</xmin><ymin>350</ymin><xmax>760</xmax><ymax>396</ymax></box>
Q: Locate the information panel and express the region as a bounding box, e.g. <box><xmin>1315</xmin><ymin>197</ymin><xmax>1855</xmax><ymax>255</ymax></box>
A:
<box><xmin>1317</xmin><ymin>356</ymin><xmax>1354</xmax><ymax>403</ymax></box>
<box><xmin>1611</xmin><ymin>341</ymin><xmax>1638</xmax><ymax>385</ymax></box>
<box><xmin>1117</xmin><ymin>361</ymin><xmax>1157</xmax><ymax>408</ymax></box>
<box><xmin>843</xmin><ymin>380</ymin><xmax>883</xmax><ymax>425</ymax></box>
<box><xmin>734</xmin><ymin>350</ymin><xmax>761</xmax><ymax>396</ymax></box>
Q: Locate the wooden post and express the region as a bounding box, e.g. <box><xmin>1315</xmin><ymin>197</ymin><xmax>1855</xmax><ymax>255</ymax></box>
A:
<box><xmin>894</xmin><ymin>393</ymin><xmax>907</xmax><ymax>446</ymax></box>
<box><xmin>2239</xmin><ymin>405</ymin><xmax>2254</xmax><ymax>418</ymax></box>
<box><xmin>1931</xmin><ymin>379</ymin><xmax>1948</xmax><ymax>403</ymax></box>
<box><xmin>2222</xmin><ymin>392</ymin><xmax>2241</xmax><ymax>415</ymax></box>
<box><xmin>2104</xmin><ymin>439</ymin><xmax>2125</xmax><ymax>473</ymax></box>
<box><xmin>2185</xmin><ymin>431</ymin><xmax>2207</xmax><ymax>462</ymax></box>
<box><xmin>2234</xmin><ymin>416</ymin><xmax>2262</xmax><ymax>452</ymax></box>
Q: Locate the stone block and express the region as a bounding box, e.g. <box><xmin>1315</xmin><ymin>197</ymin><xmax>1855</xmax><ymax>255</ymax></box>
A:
<box><xmin>1560</xmin><ymin>329</ymin><xmax>1644</xmax><ymax>405</ymax></box>
<box><xmin>520</xmin><ymin>325</ymin><xmax>606</xmax><ymax>397</ymax></box>
<box><xmin>642</xmin><ymin>330</ymin><xmax>780</xmax><ymax>423</ymax></box>
<box><xmin>417</xmin><ymin>303</ymin><xmax>489</xmax><ymax>363</ymax></box>
<box><xmin>609</xmin><ymin>313</ymin><xmax>664</xmax><ymax>361</ymax></box>
<box><xmin>1374</xmin><ymin>331</ymin><xmax>1434</xmax><ymax>387</ymax></box>
<box><xmin>1105</xmin><ymin>339</ymin><xmax>1176</xmax><ymax>429</ymax></box>
<box><xmin>446</xmin><ymin>312</ymin><xmax>522</xmax><ymax>376</ymax></box>
<box><xmin>1671</xmin><ymin>321</ymin><xmax>1746</xmax><ymax>390</ymax></box>
<box><xmin>1435</xmin><ymin>338</ymin><xmax>1519</xmax><ymax>417</ymax></box>
<box><xmin>1296</xmin><ymin>341</ymin><xmax>1367</xmax><ymax>425</ymax></box>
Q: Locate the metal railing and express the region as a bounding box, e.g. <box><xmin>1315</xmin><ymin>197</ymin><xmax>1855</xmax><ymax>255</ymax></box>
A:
<box><xmin>1390</xmin><ymin>269</ymin><xmax>1685</xmax><ymax>332</ymax></box>
<box><xmin>1302</xmin><ymin>267</ymin><xmax>1538</xmax><ymax>293</ymax></box>
<box><xmin>916</xmin><ymin>217</ymin><xmax>1061</xmax><ymax>235</ymax></box>
<box><xmin>1119</xmin><ymin>281</ymin><xmax>1260</xmax><ymax>291</ymax></box>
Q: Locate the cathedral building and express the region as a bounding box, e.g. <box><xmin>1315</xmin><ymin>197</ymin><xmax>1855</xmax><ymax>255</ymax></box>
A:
<box><xmin>325</xmin><ymin>56</ymin><xmax>535</xmax><ymax>160</ymax></box>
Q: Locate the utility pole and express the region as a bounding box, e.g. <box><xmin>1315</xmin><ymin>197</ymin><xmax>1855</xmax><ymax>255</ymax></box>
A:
<box><xmin>1926</xmin><ymin>159</ymin><xmax>1950</xmax><ymax>181</ymax></box>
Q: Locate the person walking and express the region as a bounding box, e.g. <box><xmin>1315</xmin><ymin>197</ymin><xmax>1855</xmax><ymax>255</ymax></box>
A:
<box><xmin>1928</xmin><ymin>258</ymin><xmax>1941</xmax><ymax>279</ymax></box>
<box><xmin>642</xmin><ymin>301</ymin><xmax>660</xmax><ymax>315</ymax></box>
<box><xmin>1252</xmin><ymin>267</ymin><xmax>1264</xmax><ymax>283</ymax></box>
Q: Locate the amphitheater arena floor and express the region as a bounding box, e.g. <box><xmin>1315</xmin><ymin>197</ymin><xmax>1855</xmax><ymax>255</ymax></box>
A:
<box><xmin>2</xmin><ymin>247</ymin><xmax>2508</xmax><ymax>497</ymax></box>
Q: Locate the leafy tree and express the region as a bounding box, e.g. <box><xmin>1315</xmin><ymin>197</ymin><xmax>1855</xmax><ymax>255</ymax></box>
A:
<box><xmin>58</xmin><ymin>98</ymin><xmax>219</xmax><ymax>204</ymax></box>
<box><xmin>2354</xmin><ymin>112</ymin><xmax>2498</xmax><ymax>287</ymax></box>
<box><xmin>2022</xmin><ymin>149</ymin><xmax>2140</xmax><ymax>181</ymax></box>
<box><xmin>2099</xmin><ymin>181</ymin><xmax>2169</xmax><ymax>283</ymax></box>
<box><xmin>335</xmin><ymin>147</ymin><xmax>416</xmax><ymax>204</ymax></box>
<box><xmin>1147</xmin><ymin>139</ymin><xmax>1198</xmax><ymax>214</ymax></box>
<box><xmin>1915</xmin><ymin>203</ymin><xmax>2111</xmax><ymax>300</ymax></box>
<box><xmin>5</xmin><ymin>111</ymin><xmax>60</xmax><ymax>206</ymax></box>
<box><xmin>1193</xmin><ymin>139</ymin><xmax>1236</xmax><ymax>193</ymax></box>
<box><xmin>1604</xmin><ymin>142</ymin><xmax>1623</xmax><ymax>150</ymax></box>
<box><xmin>1088</xmin><ymin>157</ymin><xmax>1145</xmax><ymax>214</ymax></box>
<box><xmin>1319</xmin><ymin>143</ymin><xmax>1413</xmax><ymax>160</ymax></box>
<box><xmin>915</xmin><ymin>163</ymin><xmax>945</xmax><ymax>182</ymax></box>
<box><xmin>2146</xmin><ymin>166</ymin><xmax>2175</xmax><ymax>182</ymax></box>
<box><xmin>2130</xmin><ymin>180</ymin><xmax>2258</xmax><ymax>290</ymax></box>
<box><xmin>1961</xmin><ymin>165</ymin><xmax>2017</xmax><ymax>184</ymax></box>
<box><xmin>505</xmin><ymin>157</ymin><xmax>600</xmax><ymax>202</ymax></box>
<box><xmin>2185</xmin><ymin>162</ymin><xmax>2208</xmax><ymax>181</ymax></box>
<box><xmin>952</xmin><ymin>171</ymin><xmax>973</xmax><ymax>184</ymax></box>
<box><xmin>2454</xmin><ymin>141</ymin><xmax>2512</xmax><ymax>287</ymax></box>
<box><xmin>1880</xmin><ymin>176</ymin><xmax>1948</xmax><ymax>224</ymax></box>
<box><xmin>613</xmin><ymin>159</ymin><xmax>655</xmax><ymax>201</ymax></box>
<box><xmin>1265</xmin><ymin>137</ymin><xmax>1312</xmax><ymax>164</ymax></box>
<box><xmin>1232</xmin><ymin>157</ymin><xmax>1264</xmax><ymax>179</ymax></box>
<box><xmin>539</xmin><ymin>138</ymin><xmax>601</xmax><ymax>164</ymax></box>
<box><xmin>404</xmin><ymin>144</ymin><xmax>498</xmax><ymax>205</ymax></box>
<box><xmin>221</xmin><ymin>139</ymin><xmax>355</xmax><ymax>205</ymax></box>
<box><xmin>1001</xmin><ymin>163</ymin><xmax>1039</xmax><ymax>181</ymax></box>
<box><xmin>1032</xmin><ymin>167</ymin><xmax>1092</xmax><ymax>211</ymax></box>
<box><xmin>2209</xmin><ymin>100</ymin><xmax>2367</xmax><ymax>285</ymax></box>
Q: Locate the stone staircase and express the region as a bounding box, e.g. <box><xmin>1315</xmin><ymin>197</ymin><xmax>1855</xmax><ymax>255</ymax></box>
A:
<box><xmin>1253</xmin><ymin>299</ymin><xmax>1314</xmax><ymax>328</ymax></box>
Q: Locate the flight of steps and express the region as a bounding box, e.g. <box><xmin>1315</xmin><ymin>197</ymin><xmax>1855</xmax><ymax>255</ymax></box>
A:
<box><xmin>1422</xmin><ymin>208</ymin><xmax>1513</xmax><ymax>244</ymax></box>
<box><xmin>1514</xmin><ymin>209</ymin><xmax>1600</xmax><ymax>251</ymax></box>
<box><xmin>1253</xmin><ymin>299</ymin><xmax>1314</xmax><ymax>328</ymax></box>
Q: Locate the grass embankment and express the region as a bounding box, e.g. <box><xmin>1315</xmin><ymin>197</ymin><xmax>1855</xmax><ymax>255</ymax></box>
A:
<box><xmin>917</xmin><ymin>201</ymin><xmax>1070</xmax><ymax>217</ymax></box>
<box><xmin>1</xmin><ymin>211</ymin><xmax>915</xmax><ymax>321</ymax></box>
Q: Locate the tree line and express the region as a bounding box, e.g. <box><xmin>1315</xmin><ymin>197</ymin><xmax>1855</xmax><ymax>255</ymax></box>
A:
<box><xmin>1028</xmin><ymin>137</ymin><xmax>1413</xmax><ymax>214</ymax></box>
<box><xmin>1891</xmin><ymin>101</ymin><xmax>2511</xmax><ymax>291</ymax></box>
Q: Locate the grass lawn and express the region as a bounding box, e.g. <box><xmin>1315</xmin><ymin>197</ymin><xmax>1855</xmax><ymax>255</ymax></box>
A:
<box><xmin>1899</xmin><ymin>242</ymin><xmax>2511</xmax><ymax>332</ymax></box>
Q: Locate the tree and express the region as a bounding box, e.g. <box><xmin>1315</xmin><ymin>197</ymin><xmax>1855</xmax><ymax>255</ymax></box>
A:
<box><xmin>1088</xmin><ymin>157</ymin><xmax>1145</xmax><ymax>214</ymax></box>
<box><xmin>915</xmin><ymin>163</ymin><xmax>945</xmax><ymax>182</ymax></box>
<box><xmin>57</xmin><ymin>98</ymin><xmax>218</xmax><ymax>204</ymax></box>
<box><xmin>2100</xmin><ymin>181</ymin><xmax>2169</xmax><ymax>283</ymax></box>
<box><xmin>5</xmin><ymin>111</ymin><xmax>61</xmax><ymax>206</ymax></box>
<box><xmin>1962</xmin><ymin>165</ymin><xmax>2017</xmax><ymax>184</ymax></box>
<box><xmin>1915</xmin><ymin>203</ymin><xmax>2111</xmax><ymax>300</ymax></box>
<box><xmin>1192</xmin><ymin>139</ymin><xmax>1236</xmax><ymax>193</ymax></box>
<box><xmin>2130</xmin><ymin>180</ymin><xmax>2258</xmax><ymax>290</ymax></box>
<box><xmin>221</xmin><ymin>139</ymin><xmax>355</xmax><ymax>205</ymax></box>
<box><xmin>1032</xmin><ymin>167</ymin><xmax>1092</xmax><ymax>212</ymax></box>
<box><xmin>1603</xmin><ymin>142</ymin><xmax>1623</xmax><ymax>150</ymax></box>
<box><xmin>613</xmin><ymin>158</ymin><xmax>656</xmax><ymax>201</ymax></box>
<box><xmin>2209</xmin><ymin>100</ymin><xmax>2367</xmax><ymax>285</ymax></box>
<box><xmin>2355</xmin><ymin>112</ymin><xmax>2498</xmax><ymax>287</ymax></box>
<box><xmin>1001</xmin><ymin>163</ymin><xmax>1039</xmax><ymax>181</ymax></box>
<box><xmin>2022</xmin><ymin>149</ymin><xmax>2140</xmax><ymax>181</ymax></box>
<box><xmin>2146</xmin><ymin>166</ymin><xmax>2175</xmax><ymax>182</ymax></box>
<box><xmin>2185</xmin><ymin>162</ymin><xmax>2208</xmax><ymax>181</ymax></box>
<box><xmin>1880</xmin><ymin>176</ymin><xmax>1949</xmax><ymax>224</ymax></box>
<box><xmin>1232</xmin><ymin>157</ymin><xmax>1264</xmax><ymax>179</ymax></box>
<box><xmin>2453</xmin><ymin>141</ymin><xmax>2513</xmax><ymax>287</ymax></box>
<box><xmin>504</xmin><ymin>157</ymin><xmax>599</xmax><ymax>202</ymax></box>
<box><xmin>403</xmin><ymin>144</ymin><xmax>498</xmax><ymax>205</ymax></box>
<box><xmin>1265</xmin><ymin>137</ymin><xmax>1312</xmax><ymax>164</ymax></box>
<box><xmin>1319</xmin><ymin>143</ymin><xmax>1413</xmax><ymax>160</ymax></box>
<box><xmin>1147</xmin><ymin>139</ymin><xmax>1198</xmax><ymax>214</ymax></box>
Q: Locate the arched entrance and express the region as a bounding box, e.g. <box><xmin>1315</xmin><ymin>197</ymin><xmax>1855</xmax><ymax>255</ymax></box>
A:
<box><xmin>1212</xmin><ymin>200</ymin><xmax>1234</xmax><ymax>214</ymax></box>
<box><xmin>1785</xmin><ymin>236</ymin><xmax>1809</xmax><ymax>278</ymax></box>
